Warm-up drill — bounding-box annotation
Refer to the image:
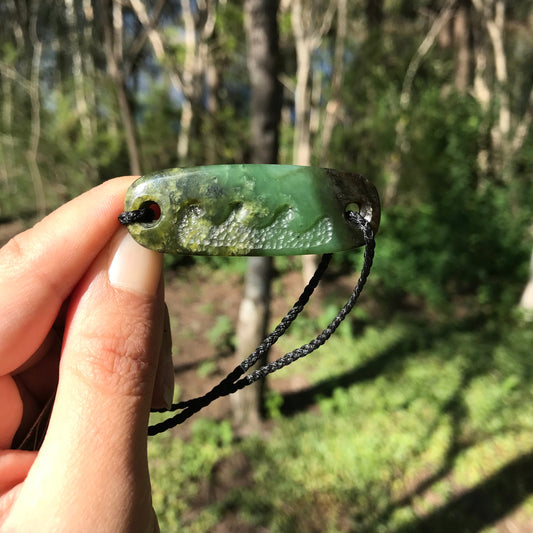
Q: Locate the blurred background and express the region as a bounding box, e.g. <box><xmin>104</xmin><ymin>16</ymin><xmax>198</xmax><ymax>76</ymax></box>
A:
<box><xmin>1</xmin><ymin>0</ymin><xmax>532</xmax><ymax>531</ymax></box>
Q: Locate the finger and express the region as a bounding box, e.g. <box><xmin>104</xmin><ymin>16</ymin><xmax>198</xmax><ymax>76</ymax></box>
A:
<box><xmin>5</xmin><ymin>228</ymin><xmax>163</xmax><ymax>531</ymax></box>
<box><xmin>9</xmin><ymin>350</ymin><xmax>61</xmax><ymax>450</ymax></box>
<box><xmin>0</xmin><ymin>328</ymin><xmax>61</xmax><ymax>450</ymax></box>
<box><xmin>0</xmin><ymin>176</ymin><xmax>138</xmax><ymax>376</ymax></box>
<box><xmin>12</xmin><ymin>332</ymin><xmax>61</xmax><ymax>405</ymax></box>
<box><xmin>151</xmin><ymin>305</ymin><xmax>174</xmax><ymax>410</ymax></box>
<box><xmin>4</xmin><ymin>327</ymin><xmax>61</xmax><ymax>450</ymax></box>
<box><xmin>0</xmin><ymin>377</ymin><xmax>23</xmax><ymax>449</ymax></box>
<box><xmin>0</xmin><ymin>450</ymin><xmax>36</xmax><ymax>496</ymax></box>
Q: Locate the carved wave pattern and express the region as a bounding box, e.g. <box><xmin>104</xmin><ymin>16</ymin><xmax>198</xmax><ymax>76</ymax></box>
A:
<box><xmin>177</xmin><ymin>205</ymin><xmax>334</xmax><ymax>253</ymax></box>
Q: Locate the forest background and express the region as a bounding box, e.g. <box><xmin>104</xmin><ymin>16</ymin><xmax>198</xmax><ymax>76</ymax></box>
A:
<box><xmin>1</xmin><ymin>0</ymin><xmax>533</xmax><ymax>531</ymax></box>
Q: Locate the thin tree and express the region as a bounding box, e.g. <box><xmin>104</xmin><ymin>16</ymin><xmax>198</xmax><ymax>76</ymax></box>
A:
<box><xmin>231</xmin><ymin>0</ymin><xmax>282</xmax><ymax>434</ymax></box>
<box><xmin>26</xmin><ymin>1</ymin><xmax>45</xmax><ymax>216</ymax></box>
<box><xmin>64</xmin><ymin>0</ymin><xmax>92</xmax><ymax>140</ymax></box>
<box><xmin>383</xmin><ymin>0</ymin><xmax>457</xmax><ymax>205</ymax></box>
<box><xmin>520</xmin><ymin>250</ymin><xmax>533</xmax><ymax>314</ymax></box>
<box><xmin>288</xmin><ymin>0</ymin><xmax>335</xmax><ymax>281</ymax></box>
<box><xmin>99</xmin><ymin>0</ymin><xmax>142</xmax><ymax>175</ymax></box>
<box><xmin>471</xmin><ymin>0</ymin><xmax>533</xmax><ymax>310</ymax></box>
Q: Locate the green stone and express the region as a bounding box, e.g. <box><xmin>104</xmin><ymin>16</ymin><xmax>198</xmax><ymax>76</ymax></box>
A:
<box><xmin>123</xmin><ymin>165</ymin><xmax>380</xmax><ymax>256</ymax></box>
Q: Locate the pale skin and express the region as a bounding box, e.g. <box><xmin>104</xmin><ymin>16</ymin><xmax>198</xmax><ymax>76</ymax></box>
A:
<box><xmin>0</xmin><ymin>177</ymin><xmax>174</xmax><ymax>532</ymax></box>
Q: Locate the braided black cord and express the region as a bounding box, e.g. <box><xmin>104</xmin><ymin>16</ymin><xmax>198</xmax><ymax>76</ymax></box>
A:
<box><xmin>148</xmin><ymin>367</ymin><xmax>246</xmax><ymax>435</ymax></box>
<box><xmin>118</xmin><ymin>207</ymin><xmax>155</xmax><ymax>225</ymax></box>
<box><xmin>242</xmin><ymin>211</ymin><xmax>374</xmax><ymax>384</ymax></box>
<box><xmin>240</xmin><ymin>253</ymin><xmax>332</xmax><ymax>371</ymax></box>
<box><xmin>148</xmin><ymin>211</ymin><xmax>374</xmax><ymax>435</ymax></box>
<box><xmin>148</xmin><ymin>254</ymin><xmax>332</xmax><ymax>433</ymax></box>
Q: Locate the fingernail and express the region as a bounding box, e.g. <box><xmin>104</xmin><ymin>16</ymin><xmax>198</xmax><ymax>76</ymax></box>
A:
<box><xmin>108</xmin><ymin>228</ymin><xmax>162</xmax><ymax>296</ymax></box>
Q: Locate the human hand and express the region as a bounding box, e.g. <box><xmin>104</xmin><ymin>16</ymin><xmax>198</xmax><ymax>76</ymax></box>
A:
<box><xmin>0</xmin><ymin>177</ymin><xmax>173</xmax><ymax>532</ymax></box>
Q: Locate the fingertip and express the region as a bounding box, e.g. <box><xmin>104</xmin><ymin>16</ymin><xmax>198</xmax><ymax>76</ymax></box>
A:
<box><xmin>108</xmin><ymin>228</ymin><xmax>163</xmax><ymax>298</ymax></box>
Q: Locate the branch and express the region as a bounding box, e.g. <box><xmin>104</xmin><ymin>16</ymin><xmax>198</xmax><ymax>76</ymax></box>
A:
<box><xmin>199</xmin><ymin>0</ymin><xmax>218</xmax><ymax>41</ymax></box>
<box><xmin>278</xmin><ymin>73</ymin><xmax>295</xmax><ymax>93</ymax></box>
<box><xmin>291</xmin><ymin>0</ymin><xmax>335</xmax><ymax>51</ymax></box>
<box><xmin>0</xmin><ymin>61</ymin><xmax>32</xmax><ymax>93</ymax></box>
<box><xmin>112</xmin><ymin>0</ymin><xmax>124</xmax><ymax>66</ymax></box>
<box><xmin>320</xmin><ymin>0</ymin><xmax>347</xmax><ymax>165</ymax></box>
<box><xmin>314</xmin><ymin>1</ymin><xmax>336</xmax><ymax>45</ymax></box>
<box><xmin>128</xmin><ymin>0</ymin><xmax>164</xmax><ymax>57</ymax></box>
<box><xmin>385</xmin><ymin>0</ymin><xmax>457</xmax><ymax>204</ymax></box>
<box><xmin>27</xmin><ymin>4</ymin><xmax>45</xmax><ymax>217</ymax></box>
<box><xmin>128</xmin><ymin>0</ymin><xmax>185</xmax><ymax>93</ymax></box>
<box><xmin>511</xmin><ymin>84</ymin><xmax>533</xmax><ymax>155</ymax></box>
<box><xmin>472</xmin><ymin>0</ymin><xmax>511</xmax><ymax>139</ymax></box>
<box><xmin>126</xmin><ymin>0</ymin><xmax>166</xmax><ymax>70</ymax></box>
<box><xmin>400</xmin><ymin>0</ymin><xmax>457</xmax><ymax>108</ymax></box>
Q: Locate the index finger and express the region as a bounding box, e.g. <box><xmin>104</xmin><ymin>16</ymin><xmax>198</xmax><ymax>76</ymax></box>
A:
<box><xmin>0</xmin><ymin>176</ymin><xmax>137</xmax><ymax>375</ymax></box>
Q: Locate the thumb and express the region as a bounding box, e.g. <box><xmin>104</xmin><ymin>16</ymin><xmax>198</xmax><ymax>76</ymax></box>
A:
<box><xmin>8</xmin><ymin>228</ymin><xmax>164</xmax><ymax>531</ymax></box>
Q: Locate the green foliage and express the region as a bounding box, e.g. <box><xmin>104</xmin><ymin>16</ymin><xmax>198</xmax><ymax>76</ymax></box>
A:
<box><xmin>138</xmin><ymin>82</ymin><xmax>181</xmax><ymax>170</ymax></box>
<box><xmin>148</xmin><ymin>419</ymin><xmax>234</xmax><ymax>531</ymax></box>
<box><xmin>247</xmin><ymin>318</ymin><xmax>531</xmax><ymax>531</ymax></box>
<box><xmin>0</xmin><ymin>69</ymin><xmax>122</xmax><ymax>218</ymax></box>
<box><xmin>2</xmin><ymin>2</ymin><xmax>533</xmax><ymax>528</ymax></box>
<box><xmin>214</xmin><ymin>1</ymin><xmax>245</xmax><ymax>57</ymax></box>
<box><xmin>206</xmin><ymin>315</ymin><xmax>235</xmax><ymax>352</ymax></box>
<box><xmin>366</xmin><ymin>90</ymin><xmax>531</xmax><ymax>310</ymax></box>
<box><xmin>326</xmin><ymin>42</ymin><xmax>400</xmax><ymax>182</ymax></box>
<box><xmin>264</xmin><ymin>390</ymin><xmax>284</xmax><ymax>420</ymax></box>
<box><xmin>196</xmin><ymin>359</ymin><xmax>218</xmax><ymax>378</ymax></box>
<box><xmin>150</xmin><ymin>314</ymin><xmax>532</xmax><ymax>532</ymax></box>
<box><xmin>43</xmin><ymin>83</ymin><xmax>122</xmax><ymax>176</ymax></box>
<box><xmin>186</xmin><ymin>255</ymin><xmax>249</xmax><ymax>277</ymax></box>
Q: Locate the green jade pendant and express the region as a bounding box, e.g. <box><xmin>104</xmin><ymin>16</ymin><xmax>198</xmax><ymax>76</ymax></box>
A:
<box><xmin>123</xmin><ymin>165</ymin><xmax>380</xmax><ymax>256</ymax></box>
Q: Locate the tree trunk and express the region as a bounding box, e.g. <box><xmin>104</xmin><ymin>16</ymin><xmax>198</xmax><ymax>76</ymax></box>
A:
<box><xmin>519</xmin><ymin>248</ymin><xmax>533</xmax><ymax>315</ymax></box>
<box><xmin>383</xmin><ymin>0</ymin><xmax>456</xmax><ymax>205</ymax></box>
<box><xmin>64</xmin><ymin>0</ymin><xmax>92</xmax><ymax>140</ymax></box>
<box><xmin>177</xmin><ymin>0</ymin><xmax>197</xmax><ymax>162</ymax></box>
<box><xmin>453</xmin><ymin>1</ymin><xmax>471</xmax><ymax>92</ymax></box>
<box><xmin>232</xmin><ymin>0</ymin><xmax>281</xmax><ymax>435</ymax></box>
<box><xmin>116</xmin><ymin>76</ymin><xmax>142</xmax><ymax>175</ymax></box>
<box><xmin>27</xmin><ymin>3</ymin><xmax>45</xmax><ymax>216</ymax></box>
<box><xmin>176</xmin><ymin>0</ymin><xmax>217</xmax><ymax>163</ymax></box>
<box><xmin>320</xmin><ymin>0</ymin><xmax>347</xmax><ymax>166</ymax></box>
<box><xmin>291</xmin><ymin>0</ymin><xmax>313</xmax><ymax>167</ymax></box>
<box><xmin>290</xmin><ymin>0</ymin><xmax>334</xmax><ymax>282</ymax></box>
<box><xmin>472</xmin><ymin>0</ymin><xmax>511</xmax><ymax>179</ymax></box>
<box><xmin>100</xmin><ymin>0</ymin><xmax>141</xmax><ymax>175</ymax></box>
<box><xmin>82</xmin><ymin>0</ymin><xmax>98</xmax><ymax>139</ymax></box>
<box><xmin>205</xmin><ymin>56</ymin><xmax>220</xmax><ymax>165</ymax></box>
<box><xmin>0</xmin><ymin>72</ymin><xmax>13</xmax><ymax>185</ymax></box>
<box><xmin>233</xmin><ymin>256</ymin><xmax>273</xmax><ymax>431</ymax></box>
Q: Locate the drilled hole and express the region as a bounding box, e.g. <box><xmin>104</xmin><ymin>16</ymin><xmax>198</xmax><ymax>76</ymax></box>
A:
<box><xmin>139</xmin><ymin>200</ymin><xmax>161</xmax><ymax>222</ymax></box>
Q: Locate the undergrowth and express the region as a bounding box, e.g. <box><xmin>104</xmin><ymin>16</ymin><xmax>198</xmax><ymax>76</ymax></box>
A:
<box><xmin>148</xmin><ymin>309</ymin><xmax>533</xmax><ymax>532</ymax></box>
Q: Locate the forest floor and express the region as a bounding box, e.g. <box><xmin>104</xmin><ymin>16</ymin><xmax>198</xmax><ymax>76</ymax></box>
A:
<box><xmin>158</xmin><ymin>262</ymin><xmax>533</xmax><ymax>533</ymax></box>
<box><xmin>162</xmin><ymin>259</ymin><xmax>350</xmax><ymax>437</ymax></box>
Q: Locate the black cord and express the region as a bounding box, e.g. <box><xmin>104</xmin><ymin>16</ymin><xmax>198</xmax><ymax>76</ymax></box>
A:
<box><xmin>148</xmin><ymin>211</ymin><xmax>375</xmax><ymax>436</ymax></box>
<box><xmin>118</xmin><ymin>207</ymin><xmax>155</xmax><ymax>225</ymax></box>
<box><xmin>243</xmin><ymin>211</ymin><xmax>374</xmax><ymax>384</ymax></box>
